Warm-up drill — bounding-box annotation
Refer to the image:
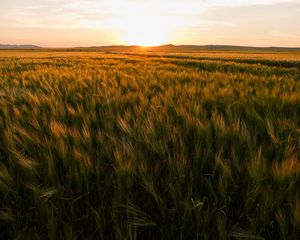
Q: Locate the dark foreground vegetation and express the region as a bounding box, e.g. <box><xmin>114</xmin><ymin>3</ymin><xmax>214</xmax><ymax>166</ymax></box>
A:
<box><xmin>0</xmin><ymin>50</ymin><xmax>299</xmax><ymax>239</ymax></box>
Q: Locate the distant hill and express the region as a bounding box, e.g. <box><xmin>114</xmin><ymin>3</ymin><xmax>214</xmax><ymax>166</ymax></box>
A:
<box><xmin>1</xmin><ymin>44</ymin><xmax>299</xmax><ymax>52</ymax></box>
<box><xmin>0</xmin><ymin>44</ymin><xmax>42</xmax><ymax>49</ymax></box>
<box><xmin>148</xmin><ymin>44</ymin><xmax>300</xmax><ymax>52</ymax></box>
<box><xmin>175</xmin><ymin>45</ymin><xmax>300</xmax><ymax>52</ymax></box>
<box><xmin>78</xmin><ymin>44</ymin><xmax>300</xmax><ymax>52</ymax></box>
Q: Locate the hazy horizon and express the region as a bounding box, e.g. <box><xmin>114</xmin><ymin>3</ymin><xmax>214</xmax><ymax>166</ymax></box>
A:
<box><xmin>2</xmin><ymin>43</ymin><xmax>300</xmax><ymax>49</ymax></box>
<box><xmin>1</xmin><ymin>0</ymin><xmax>299</xmax><ymax>48</ymax></box>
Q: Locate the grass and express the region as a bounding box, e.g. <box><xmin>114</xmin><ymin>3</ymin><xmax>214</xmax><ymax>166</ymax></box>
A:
<box><xmin>0</xmin><ymin>49</ymin><xmax>299</xmax><ymax>239</ymax></box>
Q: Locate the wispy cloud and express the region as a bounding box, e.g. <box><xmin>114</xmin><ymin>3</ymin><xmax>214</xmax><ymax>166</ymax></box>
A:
<box><xmin>190</xmin><ymin>1</ymin><xmax>300</xmax><ymax>47</ymax></box>
<box><xmin>0</xmin><ymin>0</ymin><xmax>299</xmax><ymax>47</ymax></box>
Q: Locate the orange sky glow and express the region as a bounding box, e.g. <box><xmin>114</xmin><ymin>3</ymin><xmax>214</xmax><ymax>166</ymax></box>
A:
<box><xmin>0</xmin><ymin>0</ymin><xmax>299</xmax><ymax>47</ymax></box>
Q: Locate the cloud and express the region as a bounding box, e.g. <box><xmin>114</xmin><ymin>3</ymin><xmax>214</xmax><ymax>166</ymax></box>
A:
<box><xmin>183</xmin><ymin>1</ymin><xmax>300</xmax><ymax>47</ymax></box>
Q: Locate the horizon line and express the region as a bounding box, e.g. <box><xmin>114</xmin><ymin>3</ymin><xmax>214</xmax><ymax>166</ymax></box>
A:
<box><xmin>1</xmin><ymin>43</ymin><xmax>300</xmax><ymax>49</ymax></box>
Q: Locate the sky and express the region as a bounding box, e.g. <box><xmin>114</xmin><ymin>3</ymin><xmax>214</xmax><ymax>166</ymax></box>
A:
<box><xmin>0</xmin><ymin>0</ymin><xmax>299</xmax><ymax>47</ymax></box>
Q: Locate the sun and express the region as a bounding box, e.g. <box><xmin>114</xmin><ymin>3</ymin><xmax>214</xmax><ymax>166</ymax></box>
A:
<box><xmin>122</xmin><ymin>30</ymin><xmax>167</xmax><ymax>47</ymax></box>
<box><xmin>107</xmin><ymin>1</ymin><xmax>189</xmax><ymax>47</ymax></box>
<box><xmin>117</xmin><ymin>12</ymin><xmax>177</xmax><ymax>46</ymax></box>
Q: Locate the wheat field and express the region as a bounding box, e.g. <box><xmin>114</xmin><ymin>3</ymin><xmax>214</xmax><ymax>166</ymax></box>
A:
<box><xmin>0</xmin><ymin>49</ymin><xmax>300</xmax><ymax>239</ymax></box>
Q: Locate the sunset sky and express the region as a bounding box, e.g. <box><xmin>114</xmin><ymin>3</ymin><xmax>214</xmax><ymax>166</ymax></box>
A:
<box><xmin>0</xmin><ymin>0</ymin><xmax>299</xmax><ymax>47</ymax></box>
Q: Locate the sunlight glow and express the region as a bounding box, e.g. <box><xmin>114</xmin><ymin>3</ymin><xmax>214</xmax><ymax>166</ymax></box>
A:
<box><xmin>1</xmin><ymin>0</ymin><xmax>299</xmax><ymax>47</ymax></box>
<box><xmin>112</xmin><ymin>2</ymin><xmax>187</xmax><ymax>46</ymax></box>
<box><xmin>119</xmin><ymin>15</ymin><xmax>174</xmax><ymax>46</ymax></box>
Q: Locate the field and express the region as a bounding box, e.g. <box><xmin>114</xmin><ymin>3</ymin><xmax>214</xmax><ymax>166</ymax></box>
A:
<box><xmin>0</xmin><ymin>49</ymin><xmax>300</xmax><ymax>239</ymax></box>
